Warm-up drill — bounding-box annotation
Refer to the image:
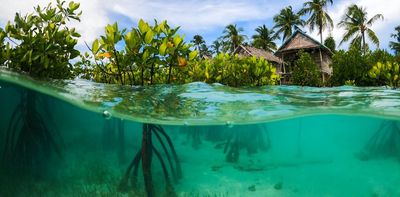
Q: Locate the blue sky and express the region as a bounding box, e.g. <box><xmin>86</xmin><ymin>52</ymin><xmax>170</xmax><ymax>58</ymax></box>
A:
<box><xmin>0</xmin><ymin>0</ymin><xmax>399</xmax><ymax>52</ymax></box>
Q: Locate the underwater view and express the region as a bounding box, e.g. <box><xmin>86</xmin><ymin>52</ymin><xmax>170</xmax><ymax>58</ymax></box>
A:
<box><xmin>1</xmin><ymin>71</ymin><xmax>400</xmax><ymax>197</ymax></box>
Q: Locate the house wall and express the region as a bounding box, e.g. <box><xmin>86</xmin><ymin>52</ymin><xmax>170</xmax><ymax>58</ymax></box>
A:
<box><xmin>278</xmin><ymin>49</ymin><xmax>332</xmax><ymax>84</ymax></box>
<box><xmin>312</xmin><ymin>51</ymin><xmax>332</xmax><ymax>75</ymax></box>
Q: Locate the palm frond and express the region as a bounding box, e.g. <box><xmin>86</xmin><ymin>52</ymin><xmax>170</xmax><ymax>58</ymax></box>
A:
<box><xmin>339</xmin><ymin>26</ymin><xmax>359</xmax><ymax>46</ymax></box>
<box><xmin>367</xmin><ymin>14</ymin><xmax>384</xmax><ymax>26</ymax></box>
<box><xmin>366</xmin><ymin>28</ymin><xmax>380</xmax><ymax>47</ymax></box>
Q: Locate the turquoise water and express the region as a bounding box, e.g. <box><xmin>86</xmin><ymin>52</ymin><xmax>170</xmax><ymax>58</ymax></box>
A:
<box><xmin>1</xmin><ymin>70</ymin><xmax>400</xmax><ymax>196</ymax></box>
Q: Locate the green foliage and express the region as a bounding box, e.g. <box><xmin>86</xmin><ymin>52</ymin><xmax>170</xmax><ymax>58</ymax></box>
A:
<box><xmin>330</xmin><ymin>47</ymin><xmax>395</xmax><ymax>86</ymax></box>
<box><xmin>298</xmin><ymin>0</ymin><xmax>334</xmax><ymax>43</ymax></box>
<box><xmin>344</xmin><ymin>80</ymin><xmax>356</xmax><ymax>86</ymax></box>
<box><xmin>291</xmin><ymin>51</ymin><xmax>322</xmax><ymax>86</ymax></box>
<box><xmin>390</xmin><ymin>25</ymin><xmax>400</xmax><ymax>55</ymax></box>
<box><xmin>251</xmin><ymin>25</ymin><xmax>278</xmax><ymax>52</ymax></box>
<box><xmin>0</xmin><ymin>28</ymin><xmax>12</xmax><ymax>66</ymax></box>
<box><xmin>369</xmin><ymin>61</ymin><xmax>400</xmax><ymax>88</ymax></box>
<box><xmin>338</xmin><ymin>4</ymin><xmax>383</xmax><ymax>54</ymax></box>
<box><xmin>81</xmin><ymin>19</ymin><xmax>196</xmax><ymax>85</ymax></box>
<box><xmin>176</xmin><ymin>54</ymin><xmax>279</xmax><ymax>87</ymax></box>
<box><xmin>2</xmin><ymin>0</ymin><xmax>81</xmax><ymax>79</ymax></box>
<box><xmin>330</xmin><ymin>47</ymin><xmax>369</xmax><ymax>86</ymax></box>
<box><xmin>273</xmin><ymin>6</ymin><xmax>305</xmax><ymax>42</ymax></box>
<box><xmin>72</xmin><ymin>52</ymin><xmax>95</xmax><ymax>80</ymax></box>
<box><xmin>221</xmin><ymin>24</ymin><xmax>246</xmax><ymax>54</ymax></box>
<box><xmin>191</xmin><ymin>35</ymin><xmax>211</xmax><ymax>59</ymax></box>
<box><xmin>324</xmin><ymin>36</ymin><xmax>336</xmax><ymax>53</ymax></box>
<box><xmin>211</xmin><ymin>39</ymin><xmax>222</xmax><ymax>55</ymax></box>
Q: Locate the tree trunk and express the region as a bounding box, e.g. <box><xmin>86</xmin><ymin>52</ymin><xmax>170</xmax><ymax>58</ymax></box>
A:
<box><xmin>362</xmin><ymin>31</ymin><xmax>366</xmax><ymax>55</ymax></box>
<box><xmin>141</xmin><ymin>124</ymin><xmax>154</xmax><ymax>197</ymax></box>
<box><xmin>167</xmin><ymin>63</ymin><xmax>173</xmax><ymax>84</ymax></box>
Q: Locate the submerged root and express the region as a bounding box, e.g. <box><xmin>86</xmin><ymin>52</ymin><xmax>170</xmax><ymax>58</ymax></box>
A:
<box><xmin>357</xmin><ymin>121</ymin><xmax>400</xmax><ymax>161</ymax></box>
<box><xmin>223</xmin><ymin>125</ymin><xmax>271</xmax><ymax>163</ymax></box>
<box><xmin>1</xmin><ymin>90</ymin><xmax>63</xmax><ymax>178</ymax></box>
<box><xmin>118</xmin><ymin>124</ymin><xmax>181</xmax><ymax>196</ymax></box>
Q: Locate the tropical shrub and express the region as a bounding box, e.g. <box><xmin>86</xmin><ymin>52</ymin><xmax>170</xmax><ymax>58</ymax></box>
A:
<box><xmin>83</xmin><ymin>19</ymin><xmax>197</xmax><ymax>85</ymax></box>
<box><xmin>0</xmin><ymin>29</ymin><xmax>11</xmax><ymax>66</ymax></box>
<box><xmin>330</xmin><ymin>47</ymin><xmax>369</xmax><ymax>86</ymax></box>
<box><xmin>324</xmin><ymin>36</ymin><xmax>336</xmax><ymax>53</ymax></box>
<box><xmin>2</xmin><ymin>0</ymin><xmax>81</xmax><ymax>79</ymax></box>
<box><xmin>369</xmin><ymin>61</ymin><xmax>400</xmax><ymax>88</ymax></box>
<box><xmin>178</xmin><ymin>54</ymin><xmax>279</xmax><ymax>87</ymax></box>
<box><xmin>291</xmin><ymin>51</ymin><xmax>322</xmax><ymax>87</ymax></box>
<box><xmin>330</xmin><ymin>47</ymin><xmax>395</xmax><ymax>86</ymax></box>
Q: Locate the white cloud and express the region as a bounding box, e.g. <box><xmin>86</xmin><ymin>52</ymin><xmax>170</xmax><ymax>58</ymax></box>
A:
<box><xmin>111</xmin><ymin>0</ymin><xmax>275</xmax><ymax>32</ymax></box>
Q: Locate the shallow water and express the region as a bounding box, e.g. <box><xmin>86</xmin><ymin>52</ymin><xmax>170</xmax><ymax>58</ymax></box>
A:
<box><xmin>1</xmin><ymin>70</ymin><xmax>400</xmax><ymax>196</ymax></box>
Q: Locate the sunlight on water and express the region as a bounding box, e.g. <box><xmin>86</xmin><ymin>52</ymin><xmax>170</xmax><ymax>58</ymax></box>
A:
<box><xmin>1</xmin><ymin>69</ymin><xmax>400</xmax><ymax>125</ymax></box>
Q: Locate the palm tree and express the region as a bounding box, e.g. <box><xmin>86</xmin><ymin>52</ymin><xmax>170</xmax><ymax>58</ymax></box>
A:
<box><xmin>389</xmin><ymin>26</ymin><xmax>400</xmax><ymax>55</ymax></box>
<box><xmin>338</xmin><ymin>4</ymin><xmax>383</xmax><ymax>54</ymax></box>
<box><xmin>191</xmin><ymin>34</ymin><xmax>205</xmax><ymax>52</ymax></box>
<box><xmin>211</xmin><ymin>39</ymin><xmax>222</xmax><ymax>55</ymax></box>
<box><xmin>191</xmin><ymin>34</ymin><xmax>211</xmax><ymax>58</ymax></box>
<box><xmin>273</xmin><ymin>6</ymin><xmax>305</xmax><ymax>42</ymax></box>
<box><xmin>221</xmin><ymin>24</ymin><xmax>246</xmax><ymax>54</ymax></box>
<box><xmin>251</xmin><ymin>25</ymin><xmax>279</xmax><ymax>52</ymax></box>
<box><xmin>299</xmin><ymin>0</ymin><xmax>334</xmax><ymax>43</ymax></box>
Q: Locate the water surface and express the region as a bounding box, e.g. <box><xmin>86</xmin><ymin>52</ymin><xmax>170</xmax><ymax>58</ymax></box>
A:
<box><xmin>0</xmin><ymin>70</ymin><xmax>400</xmax><ymax>196</ymax></box>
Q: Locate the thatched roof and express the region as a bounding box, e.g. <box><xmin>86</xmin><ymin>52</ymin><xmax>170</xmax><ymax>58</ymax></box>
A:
<box><xmin>275</xmin><ymin>30</ymin><xmax>333</xmax><ymax>56</ymax></box>
<box><xmin>235</xmin><ymin>45</ymin><xmax>284</xmax><ymax>64</ymax></box>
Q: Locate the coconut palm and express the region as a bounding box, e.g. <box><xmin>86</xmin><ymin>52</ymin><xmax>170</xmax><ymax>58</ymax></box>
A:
<box><xmin>191</xmin><ymin>35</ymin><xmax>210</xmax><ymax>58</ymax></box>
<box><xmin>273</xmin><ymin>6</ymin><xmax>305</xmax><ymax>42</ymax></box>
<box><xmin>191</xmin><ymin>35</ymin><xmax>206</xmax><ymax>52</ymax></box>
<box><xmin>211</xmin><ymin>39</ymin><xmax>222</xmax><ymax>55</ymax></box>
<box><xmin>389</xmin><ymin>26</ymin><xmax>400</xmax><ymax>55</ymax></box>
<box><xmin>338</xmin><ymin>4</ymin><xmax>383</xmax><ymax>54</ymax></box>
<box><xmin>298</xmin><ymin>0</ymin><xmax>334</xmax><ymax>43</ymax></box>
<box><xmin>251</xmin><ymin>25</ymin><xmax>279</xmax><ymax>52</ymax></box>
<box><xmin>221</xmin><ymin>24</ymin><xmax>246</xmax><ymax>54</ymax></box>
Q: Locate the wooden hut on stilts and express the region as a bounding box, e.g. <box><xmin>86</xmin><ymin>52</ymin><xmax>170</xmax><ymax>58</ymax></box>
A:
<box><xmin>275</xmin><ymin>29</ymin><xmax>333</xmax><ymax>85</ymax></box>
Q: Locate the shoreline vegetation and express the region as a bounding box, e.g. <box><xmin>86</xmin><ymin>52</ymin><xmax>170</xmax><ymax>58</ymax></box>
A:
<box><xmin>0</xmin><ymin>0</ymin><xmax>398</xmax><ymax>88</ymax></box>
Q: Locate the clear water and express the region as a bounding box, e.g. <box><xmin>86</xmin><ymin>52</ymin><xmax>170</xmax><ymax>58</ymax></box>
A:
<box><xmin>1</xmin><ymin>70</ymin><xmax>400</xmax><ymax>196</ymax></box>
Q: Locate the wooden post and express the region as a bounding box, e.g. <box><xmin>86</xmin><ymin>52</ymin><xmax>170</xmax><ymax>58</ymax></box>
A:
<box><xmin>319</xmin><ymin>48</ymin><xmax>325</xmax><ymax>84</ymax></box>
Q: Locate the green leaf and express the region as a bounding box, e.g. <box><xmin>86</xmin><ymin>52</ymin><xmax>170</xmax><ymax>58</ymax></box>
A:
<box><xmin>143</xmin><ymin>49</ymin><xmax>150</xmax><ymax>61</ymax></box>
<box><xmin>72</xmin><ymin>31</ymin><xmax>81</xmax><ymax>37</ymax></box>
<box><xmin>138</xmin><ymin>19</ymin><xmax>149</xmax><ymax>33</ymax></box>
<box><xmin>173</xmin><ymin>36</ymin><xmax>182</xmax><ymax>47</ymax></box>
<box><xmin>125</xmin><ymin>30</ymin><xmax>136</xmax><ymax>49</ymax></box>
<box><xmin>159</xmin><ymin>42</ymin><xmax>167</xmax><ymax>56</ymax></box>
<box><xmin>68</xmin><ymin>1</ymin><xmax>80</xmax><ymax>11</ymax></box>
<box><xmin>189</xmin><ymin>50</ymin><xmax>198</xmax><ymax>61</ymax></box>
<box><xmin>144</xmin><ymin>30</ymin><xmax>154</xmax><ymax>44</ymax></box>
<box><xmin>71</xmin><ymin>49</ymin><xmax>80</xmax><ymax>59</ymax></box>
<box><xmin>92</xmin><ymin>39</ymin><xmax>99</xmax><ymax>53</ymax></box>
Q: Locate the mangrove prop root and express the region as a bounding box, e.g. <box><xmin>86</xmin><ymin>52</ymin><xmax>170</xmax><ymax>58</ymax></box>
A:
<box><xmin>224</xmin><ymin>132</ymin><xmax>240</xmax><ymax>163</ymax></box>
<box><xmin>223</xmin><ymin>127</ymin><xmax>271</xmax><ymax>163</ymax></box>
<box><xmin>118</xmin><ymin>150</ymin><xmax>141</xmax><ymax>192</ymax></box>
<box><xmin>119</xmin><ymin>123</ymin><xmax>181</xmax><ymax>196</ymax></box>
<box><xmin>1</xmin><ymin>90</ymin><xmax>62</xmax><ymax>175</ymax></box>
<box><xmin>153</xmin><ymin>127</ymin><xmax>178</xmax><ymax>183</ymax></box>
<box><xmin>152</xmin><ymin>145</ymin><xmax>176</xmax><ymax>197</ymax></box>
<box><xmin>153</xmin><ymin>125</ymin><xmax>182</xmax><ymax>179</ymax></box>
<box><xmin>360</xmin><ymin>121</ymin><xmax>400</xmax><ymax>160</ymax></box>
<box><xmin>142</xmin><ymin>124</ymin><xmax>154</xmax><ymax>197</ymax></box>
